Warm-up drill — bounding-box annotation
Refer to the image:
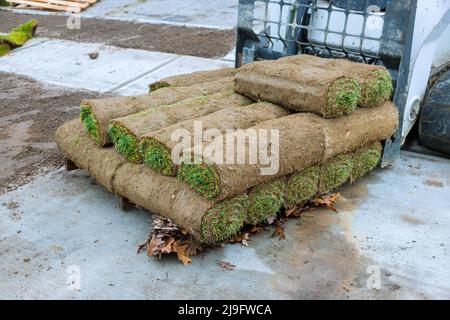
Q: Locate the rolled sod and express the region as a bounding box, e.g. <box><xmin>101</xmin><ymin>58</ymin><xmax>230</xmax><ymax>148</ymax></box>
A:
<box><xmin>0</xmin><ymin>19</ymin><xmax>38</xmax><ymax>48</ymax></box>
<box><xmin>234</xmin><ymin>60</ymin><xmax>361</xmax><ymax>118</ymax></box>
<box><xmin>178</xmin><ymin>102</ymin><xmax>398</xmax><ymax>200</ymax></box>
<box><xmin>80</xmin><ymin>77</ymin><xmax>235</xmax><ymax>146</ymax></box>
<box><xmin>280</xmin><ymin>54</ymin><xmax>393</xmax><ymax>108</ymax></box>
<box><xmin>318</xmin><ymin>154</ymin><xmax>353</xmax><ymax>194</ymax></box>
<box><xmin>55</xmin><ymin>120</ymin><xmax>127</xmax><ymax>193</ymax></box>
<box><xmin>149</xmin><ymin>67</ymin><xmax>237</xmax><ymax>92</ymax></box>
<box><xmin>285</xmin><ymin>166</ymin><xmax>320</xmax><ymax>209</ymax></box>
<box><xmin>56</xmin><ymin>119</ymin><xmax>249</xmax><ymax>243</ymax></box>
<box><xmin>350</xmin><ymin>142</ymin><xmax>382</xmax><ymax>182</ymax></box>
<box><xmin>246</xmin><ymin>179</ymin><xmax>286</xmax><ymax>225</ymax></box>
<box><xmin>139</xmin><ymin>102</ymin><xmax>288</xmax><ymax>176</ymax></box>
<box><xmin>109</xmin><ymin>92</ymin><xmax>252</xmax><ymax>163</ymax></box>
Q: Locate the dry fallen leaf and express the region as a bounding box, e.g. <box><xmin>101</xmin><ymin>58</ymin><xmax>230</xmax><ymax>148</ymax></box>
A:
<box><xmin>312</xmin><ymin>193</ymin><xmax>340</xmax><ymax>212</ymax></box>
<box><xmin>161</xmin><ymin>236</ymin><xmax>175</xmax><ymax>254</ymax></box>
<box><xmin>173</xmin><ymin>241</ymin><xmax>192</xmax><ymax>266</ymax></box>
<box><xmin>218</xmin><ymin>260</ymin><xmax>236</xmax><ymax>270</ymax></box>
<box><xmin>272</xmin><ymin>220</ymin><xmax>286</xmax><ymax>240</ymax></box>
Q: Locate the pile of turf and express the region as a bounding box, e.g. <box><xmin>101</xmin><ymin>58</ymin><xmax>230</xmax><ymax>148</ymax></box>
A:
<box><xmin>149</xmin><ymin>68</ymin><xmax>237</xmax><ymax>92</ymax></box>
<box><xmin>80</xmin><ymin>77</ymin><xmax>235</xmax><ymax>146</ymax></box>
<box><xmin>234</xmin><ymin>59</ymin><xmax>361</xmax><ymax>118</ymax></box>
<box><xmin>280</xmin><ymin>55</ymin><xmax>393</xmax><ymax>108</ymax></box>
<box><xmin>108</xmin><ymin>91</ymin><xmax>252</xmax><ymax>163</ymax></box>
<box><xmin>0</xmin><ymin>20</ymin><xmax>38</xmax><ymax>56</ymax></box>
<box><xmin>56</xmin><ymin>119</ymin><xmax>383</xmax><ymax>243</ymax></box>
<box><xmin>56</xmin><ymin>119</ymin><xmax>249</xmax><ymax>243</ymax></box>
<box><xmin>139</xmin><ymin>102</ymin><xmax>288</xmax><ymax>176</ymax></box>
<box><xmin>178</xmin><ymin>102</ymin><xmax>398</xmax><ymax>200</ymax></box>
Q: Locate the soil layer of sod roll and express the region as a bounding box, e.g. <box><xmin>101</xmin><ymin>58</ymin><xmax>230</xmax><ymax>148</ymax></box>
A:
<box><xmin>280</xmin><ymin>54</ymin><xmax>393</xmax><ymax>108</ymax></box>
<box><xmin>55</xmin><ymin>119</ymin><xmax>127</xmax><ymax>193</ymax></box>
<box><xmin>234</xmin><ymin>60</ymin><xmax>361</xmax><ymax>118</ymax></box>
<box><xmin>178</xmin><ymin>102</ymin><xmax>398</xmax><ymax>200</ymax></box>
<box><xmin>109</xmin><ymin>91</ymin><xmax>253</xmax><ymax>164</ymax></box>
<box><xmin>56</xmin><ymin>119</ymin><xmax>249</xmax><ymax>243</ymax></box>
<box><xmin>149</xmin><ymin>67</ymin><xmax>237</xmax><ymax>92</ymax></box>
<box><xmin>139</xmin><ymin>102</ymin><xmax>289</xmax><ymax>176</ymax></box>
<box><xmin>80</xmin><ymin>77</ymin><xmax>235</xmax><ymax>146</ymax></box>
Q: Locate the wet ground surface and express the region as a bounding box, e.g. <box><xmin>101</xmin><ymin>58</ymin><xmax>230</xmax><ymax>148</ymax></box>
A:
<box><xmin>0</xmin><ymin>11</ymin><xmax>236</xmax><ymax>59</ymax></box>
<box><xmin>0</xmin><ymin>72</ymin><xmax>104</xmax><ymax>194</ymax></box>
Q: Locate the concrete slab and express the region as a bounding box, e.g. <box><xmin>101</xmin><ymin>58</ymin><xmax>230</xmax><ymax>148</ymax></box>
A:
<box><xmin>1</xmin><ymin>151</ymin><xmax>449</xmax><ymax>299</ymax></box>
<box><xmin>114</xmin><ymin>55</ymin><xmax>233</xmax><ymax>95</ymax></box>
<box><xmin>0</xmin><ymin>39</ymin><xmax>178</xmax><ymax>92</ymax></box>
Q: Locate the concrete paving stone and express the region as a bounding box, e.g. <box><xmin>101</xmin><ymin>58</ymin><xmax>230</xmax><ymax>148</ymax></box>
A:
<box><xmin>0</xmin><ymin>39</ymin><xmax>177</xmax><ymax>92</ymax></box>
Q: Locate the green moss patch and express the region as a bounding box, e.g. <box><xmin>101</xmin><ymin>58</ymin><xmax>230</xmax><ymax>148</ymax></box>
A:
<box><xmin>326</xmin><ymin>77</ymin><xmax>361</xmax><ymax>118</ymax></box>
<box><xmin>286</xmin><ymin>166</ymin><xmax>320</xmax><ymax>208</ymax></box>
<box><xmin>139</xmin><ymin>138</ymin><xmax>175</xmax><ymax>176</ymax></box>
<box><xmin>80</xmin><ymin>105</ymin><xmax>100</xmax><ymax>144</ymax></box>
<box><xmin>360</xmin><ymin>69</ymin><xmax>393</xmax><ymax>108</ymax></box>
<box><xmin>247</xmin><ymin>179</ymin><xmax>286</xmax><ymax>225</ymax></box>
<box><xmin>319</xmin><ymin>154</ymin><xmax>353</xmax><ymax>194</ymax></box>
<box><xmin>201</xmin><ymin>195</ymin><xmax>249</xmax><ymax>243</ymax></box>
<box><xmin>351</xmin><ymin>143</ymin><xmax>382</xmax><ymax>182</ymax></box>
<box><xmin>177</xmin><ymin>160</ymin><xmax>220</xmax><ymax>199</ymax></box>
<box><xmin>0</xmin><ymin>44</ymin><xmax>10</xmax><ymax>56</ymax></box>
<box><xmin>108</xmin><ymin>124</ymin><xmax>140</xmax><ymax>163</ymax></box>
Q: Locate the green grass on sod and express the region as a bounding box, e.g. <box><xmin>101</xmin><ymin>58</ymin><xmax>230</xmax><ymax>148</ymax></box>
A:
<box><xmin>360</xmin><ymin>69</ymin><xmax>393</xmax><ymax>108</ymax></box>
<box><xmin>80</xmin><ymin>105</ymin><xmax>100</xmax><ymax>144</ymax></box>
<box><xmin>140</xmin><ymin>138</ymin><xmax>175</xmax><ymax>176</ymax></box>
<box><xmin>201</xmin><ymin>195</ymin><xmax>249</xmax><ymax>243</ymax></box>
<box><xmin>325</xmin><ymin>77</ymin><xmax>361</xmax><ymax>118</ymax></box>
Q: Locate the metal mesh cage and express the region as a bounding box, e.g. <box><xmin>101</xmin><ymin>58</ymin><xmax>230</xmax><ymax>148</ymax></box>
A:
<box><xmin>250</xmin><ymin>0</ymin><xmax>386</xmax><ymax>63</ymax></box>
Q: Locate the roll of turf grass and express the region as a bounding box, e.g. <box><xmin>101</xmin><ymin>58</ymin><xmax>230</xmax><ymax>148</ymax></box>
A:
<box><xmin>139</xmin><ymin>102</ymin><xmax>288</xmax><ymax>176</ymax></box>
<box><xmin>56</xmin><ymin>119</ymin><xmax>250</xmax><ymax>244</ymax></box>
<box><xmin>108</xmin><ymin>91</ymin><xmax>252</xmax><ymax>164</ymax></box>
<box><xmin>149</xmin><ymin>67</ymin><xmax>237</xmax><ymax>92</ymax></box>
<box><xmin>280</xmin><ymin>54</ymin><xmax>393</xmax><ymax>109</ymax></box>
<box><xmin>178</xmin><ymin>102</ymin><xmax>397</xmax><ymax>200</ymax></box>
<box><xmin>80</xmin><ymin>77</ymin><xmax>234</xmax><ymax>146</ymax></box>
<box><xmin>234</xmin><ymin>59</ymin><xmax>361</xmax><ymax>118</ymax></box>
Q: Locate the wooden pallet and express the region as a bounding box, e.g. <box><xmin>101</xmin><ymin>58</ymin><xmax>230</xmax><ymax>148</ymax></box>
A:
<box><xmin>7</xmin><ymin>0</ymin><xmax>97</xmax><ymax>12</ymax></box>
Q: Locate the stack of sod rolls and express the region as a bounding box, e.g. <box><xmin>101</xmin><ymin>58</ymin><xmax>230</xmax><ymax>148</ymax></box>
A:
<box><xmin>56</xmin><ymin>120</ymin><xmax>386</xmax><ymax>243</ymax></box>
<box><xmin>55</xmin><ymin>60</ymin><xmax>399</xmax><ymax>244</ymax></box>
<box><xmin>107</xmin><ymin>91</ymin><xmax>253</xmax><ymax>163</ymax></box>
<box><xmin>0</xmin><ymin>20</ymin><xmax>38</xmax><ymax>57</ymax></box>
<box><xmin>80</xmin><ymin>72</ymin><xmax>235</xmax><ymax>146</ymax></box>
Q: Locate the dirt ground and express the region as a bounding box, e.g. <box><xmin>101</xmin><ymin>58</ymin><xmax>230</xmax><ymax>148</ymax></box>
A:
<box><xmin>0</xmin><ymin>11</ymin><xmax>236</xmax><ymax>58</ymax></box>
<box><xmin>0</xmin><ymin>72</ymin><xmax>104</xmax><ymax>194</ymax></box>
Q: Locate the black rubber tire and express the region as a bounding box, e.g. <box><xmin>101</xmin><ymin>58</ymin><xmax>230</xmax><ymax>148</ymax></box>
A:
<box><xmin>419</xmin><ymin>69</ymin><xmax>450</xmax><ymax>156</ymax></box>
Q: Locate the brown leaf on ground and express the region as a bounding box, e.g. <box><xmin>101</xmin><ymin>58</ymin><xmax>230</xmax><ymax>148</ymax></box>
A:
<box><xmin>146</xmin><ymin>234</ymin><xmax>161</xmax><ymax>257</ymax></box>
<box><xmin>161</xmin><ymin>236</ymin><xmax>175</xmax><ymax>254</ymax></box>
<box><xmin>173</xmin><ymin>241</ymin><xmax>192</xmax><ymax>265</ymax></box>
<box><xmin>218</xmin><ymin>260</ymin><xmax>236</xmax><ymax>270</ymax></box>
<box><xmin>285</xmin><ymin>205</ymin><xmax>307</xmax><ymax>218</ymax></box>
<box><xmin>312</xmin><ymin>193</ymin><xmax>340</xmax><ymax>212</ymax></box>
<box><xmin>271</xmin><ymin>220</ymin><xmax>286</xmax><ymax>240</ymax></box>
